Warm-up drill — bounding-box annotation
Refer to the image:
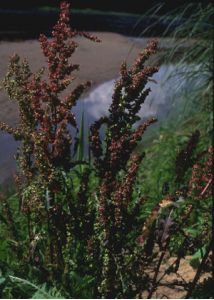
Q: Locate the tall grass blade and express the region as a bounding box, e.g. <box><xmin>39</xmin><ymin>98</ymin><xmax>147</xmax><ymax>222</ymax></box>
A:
<box><xmin>77</xmin><ymin>110</ymin><xmax>85</xmax><ymax>173</ymax></box>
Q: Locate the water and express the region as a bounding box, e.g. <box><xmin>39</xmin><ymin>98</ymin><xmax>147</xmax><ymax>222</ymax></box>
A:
<box><xmin>72</xmin><ymin>63</ymin><xmax>205</xmax><ymax>131</ymax></box>
<box><xmin>74</xmin><ymin>64</ymin><xmax>178</xmax><ymax>124</ymax></box>
<box><xmin>0</xmin><ymin>63</ymin><xmax>205</xmax><ymax>186</ymax></box>
<box><xmin>0</xmin><ymin>133</ymin><xmax>18</xmax><ymax>186</ymax></box>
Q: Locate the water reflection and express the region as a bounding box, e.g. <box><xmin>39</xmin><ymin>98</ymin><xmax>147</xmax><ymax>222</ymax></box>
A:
<box><xmin>0</xmin><ymin>133</ymin><xmax>19</xmax><ymax>186</ymax></box>
<box><xmin>0</xmin><ymin>63</ymin><xmax>204</xmax><ymax>185</ymax></box>
<box><xmin>74</xmin><ymin>64</ymin><xmax>177</xmax><ymax>124</ymax></box>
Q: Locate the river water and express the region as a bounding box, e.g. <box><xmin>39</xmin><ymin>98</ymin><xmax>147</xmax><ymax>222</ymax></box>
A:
<box><xmin>0</xmin><ymin>63</ymin><xmax>204</xmax><ymax>186</ymax></box>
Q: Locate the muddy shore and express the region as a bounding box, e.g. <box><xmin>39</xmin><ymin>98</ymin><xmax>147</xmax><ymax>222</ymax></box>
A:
<box><xmin>0</xmin><ymin>32</ymin><xmax>155</xmax><ymax>186</ymax></box>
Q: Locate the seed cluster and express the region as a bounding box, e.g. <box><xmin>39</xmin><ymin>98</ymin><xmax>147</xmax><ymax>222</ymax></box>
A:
<box><xmin>89</xmin><ymin>40</ymin><xmax>159</xmax><ymax>297</ymax></box>
<box><xmin>0</xmin><ymin>1</ymin><xmax>100</xmax><ymax>271</ymax></box>
<box><xmin>0</xmin><ymin>1</ymin><xmax>100</xmax><ymax>197</ymax></box>
<box><xmin>188</xmin><ymin>146</ymin><xmax>213</xmax><ymax>198</ymax></box>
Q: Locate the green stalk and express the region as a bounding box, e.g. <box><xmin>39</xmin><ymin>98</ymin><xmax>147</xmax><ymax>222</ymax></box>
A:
<box><xmin>77</xmin><ymin>111</ymin><xmax>85</xmax><ymax>173</ymax></box>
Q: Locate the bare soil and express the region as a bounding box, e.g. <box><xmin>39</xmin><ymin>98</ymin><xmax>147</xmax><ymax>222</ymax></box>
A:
<box><xmin>142</xmin><ymin>255</ymin><xmax>212</xmax><ymax>299</ymax></box>
<box><xmin>0</xmin><ymin>32</ymin><xmax>212</xmax><ymax>298</ymax></box>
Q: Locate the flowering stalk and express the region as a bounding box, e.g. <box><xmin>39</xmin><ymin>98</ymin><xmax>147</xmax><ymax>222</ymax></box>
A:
<box><xmin>90</xmin><ymin>40</ymin><xmax>159</xmax><ymax>298</ymax></box>
<box><xmin>0</xmin><ymin>3</ymin><xmax>211</xmax><ymax>297</ymax></box>
<box><xmin>188</xmin><ymin>146</ymin><xmax>213</xmax><ymax>198</ymax></box>
<box><xmin>175</xmin><ymin>130</ymin><xmax>200</xmax><ymax>185</ymax></box>
<box><xmin>1</xmin><ymin>2</ymin><xmax>100</xmax><ymax>194</ymax></box>
<box><xmin>0</xmin><ymin>1</ymin><xmax>100</xmax><ymax>276</ymax></box>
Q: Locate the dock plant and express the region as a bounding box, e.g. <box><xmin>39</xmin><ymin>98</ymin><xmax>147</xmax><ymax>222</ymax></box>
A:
<box><xmin>0</xmin><ymin>1</ymin><xmax>212</xmax><ymax>298</ymax></box>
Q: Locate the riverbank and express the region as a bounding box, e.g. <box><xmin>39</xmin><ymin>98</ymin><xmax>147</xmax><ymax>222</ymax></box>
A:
<box><xmin>0</xmin><ymin>32</ymin><xmax>192</xmax><ymax>186</ymax></box>
<box><xmin>0</xmin><ymin>32</ymin><xmax>151</xmax><ymax>125</ymax></box>
<box><xmin>0</xmin><ymin>32</ymin><xmax>150</xmax><ymax>186</ymax></box>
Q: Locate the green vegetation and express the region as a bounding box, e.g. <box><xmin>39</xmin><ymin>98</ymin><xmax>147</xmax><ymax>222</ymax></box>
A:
<box><xmin>0</xmin><ymin>1</ymin><xmax>212</xmax><ymax>298</ymax></box>
<box><xmin>38</xmin><ymin>6</ymin><xmax>142</xmax><ymax>18</ymax></box>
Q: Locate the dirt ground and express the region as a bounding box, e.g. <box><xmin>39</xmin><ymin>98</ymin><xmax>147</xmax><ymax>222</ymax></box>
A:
<box><xmin>142</xmin><ymin>255</ymin><xmax>212</xmax><ymax>299</ymax></box>
<box><xmin>0</xmin><ymin>32</ymin><xmax>212</xmax><ymax>298</ymax></box>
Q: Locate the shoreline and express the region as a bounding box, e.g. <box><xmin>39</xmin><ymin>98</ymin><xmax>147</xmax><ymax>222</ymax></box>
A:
<box><xmin>0</xmin><ymin>32</ymin><xmax>149</xmax><ymax>186</ymax></box>
<box><xmin>0</xmin><ymin>32</ymin><xmax>186</xmax><ymax>187</ymax></box>
<box><xmin>0</xmin><ymin>32</ymin><xmax>151</xmax><ymax>125</ymax></box>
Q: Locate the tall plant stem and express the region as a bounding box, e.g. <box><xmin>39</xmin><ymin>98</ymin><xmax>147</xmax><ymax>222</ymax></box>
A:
<box><xmin>185</xmin><ymin>241</ymin><xmax>212</xmax><ymax>299</ymax></box>
<box><xmin>147</xmin><ymin>250</ymin><xmax>166</xmax><ymax>299</ymax></box>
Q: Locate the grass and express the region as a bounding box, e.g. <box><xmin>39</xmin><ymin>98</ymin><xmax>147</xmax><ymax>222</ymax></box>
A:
<box><xmin>0</xmin><ymin>2</ymin><xmax>213</xmax><ymax>298</ymax></box>
<box><xmin>38</xmin><ymin>6</ymin><xmax>142</xmax><ymax>18</ymax></box>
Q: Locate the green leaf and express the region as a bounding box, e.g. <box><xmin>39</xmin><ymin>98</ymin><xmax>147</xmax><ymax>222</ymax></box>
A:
<box><xmin>32</xmin><ymin>284</ymin><xmax>63</xmax><ymax>299</ymax></box>
<box><xmin>0</xmin><ymin>277</ymin><xmax>6</xmax><ymax>285</ymax></box>
<box><xmin>9</xmin><ymin>276</ymin><xmax>61</xmax><ymax>299</ymax></box>
<box><xmin>190</xmin><ymin>246</ymin><xmax>206</xmax><ymax>269</ymax></box>
<box><xmin>77</xmin><ymin>111</ymin><xmax>85</xmax><ymax>162</ymax></box>
<box><xmin>0</xmin><ymin>214</ymin><xmax>8</xmax><ymax>225</ymax></box>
